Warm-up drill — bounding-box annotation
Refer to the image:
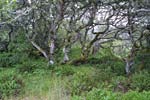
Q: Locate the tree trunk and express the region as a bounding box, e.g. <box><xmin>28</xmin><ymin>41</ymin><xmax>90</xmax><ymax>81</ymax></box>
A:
<box><xmin>81</xmin><ymin>45</ymin><xmax>91</xmax><ymax>60</ymax></box>
<box><xmin>91</xmin><ymin>42</ymin><xmax>100</xmax><ymax>55</ymax></box>
<box><xmin>30</xmin><ymin>40</ymin><xmax>48</xmax><ymax>59</ymax></box>
<box><xmin>63</xmin><ymin>46</ymin><xmax>69</xmax><ymax>63</ymax></box>
<box><xmin>49</xmin><ymin>39</ymin><xmax>55</xmax><ymax>65</ymax></box>
<box><xmin>124</xmin><ymin>58</ymin><xmax>133</xmax><ymax>75</ymax></box>
<box><xmin>123</xmin><ymin>47</ymin><xmax>135</xmax><ymax>76</ymax></box>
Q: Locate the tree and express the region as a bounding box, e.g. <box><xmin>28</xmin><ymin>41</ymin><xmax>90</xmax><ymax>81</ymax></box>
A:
<box><xmin>0</xmin><ymin>0</ymin><xmax>149</xmax><ymax>68</ymax></box>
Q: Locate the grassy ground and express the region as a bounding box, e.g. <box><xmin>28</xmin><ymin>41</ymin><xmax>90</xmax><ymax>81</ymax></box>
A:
<box><xmin>2</xmin><ymin>68</ymin><xmax>70</xmax><ymax>100</ymax></box>
<box><xmin>0</xmin><ymin>48</ymin><xmax>150</xmax><ymax>100</ymax></box>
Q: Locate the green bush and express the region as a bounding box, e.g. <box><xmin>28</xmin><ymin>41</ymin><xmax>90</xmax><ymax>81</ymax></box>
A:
<box><xmin>111</xmin><ymin>61</ymin><xmax>125</xmax><ymax>75</ymax></box>
<box><xmin>0</xmin><ymin>69</ymin><xmax>23</xmax><ymax>98</ymax></box>
<box><xmin>133</xmin><ymin>50</ymin><xmax>150</xmax><ymax>72</ymax></box>
<box><xmin>8</xmin><ymin>33</ymin><xmax>32</xmax><ymax>53</ymax></box>
<box><xmin>71</xmin><ymin>89</ymin><xmax>150</xmax><ymax>100</ymax></box>
<box><xmin>95</xmin><ymin>56</ymin><xmax>125</xmax><ymax>76</ymax></box>
<box><xmin>66</xmin><ymin>71</ymin><xmax>96</xmax><ymax>95</ymax></box>
<box><xmin>130</xmin><ymin>70</ymin><xmax>150</xmax><ymax>91</ymax></box>
<box><xmin>94</xmin><ymin>68</ymin><xmax>116</xmax><ymax>83</ymax></box>
<box><xmin>71</xmin><ymin>95</ymin><xmax>83</xmax><ymax>100</ymax></box>
<box><xmin>0</xmin><ymin>53</ymin><xmax>13</xmax><ymax>67</ymax></box>
<box><xmin>121</xmin><ymin>91</ymin><xmax>150</xmax><ymax>100</ymax></box>
<box><xmin>0</xmin><ymin>53</ymin><xmax>28</xmax><ymax>67</ymax></box>
<box><xmin>111</xmin><ymin>76</ymin><xmax>129</xmax><ymax>93</ymax></box>
<box><xmin>66</xmin><ymin>67</ymin><xmax>116</xmax><ymax>95</ymax></box>
<box><xmin>54</xmin><ymin>65</ymin><xmax>75</xmax><ymax>76</ymax></box>
<box><xmin>72</xmin><ymin>57</ymin><xmax>125</xmax><ymax>76</ymax></box>
<box><xmin>17</xmin><ymin>61</ymin><xmax>37</xmax><ymax>73</ymax></box>
<box><xmin>86</xmin><ymin>88</ymin><xmax>118</xmax><ymax>100</ymax></box>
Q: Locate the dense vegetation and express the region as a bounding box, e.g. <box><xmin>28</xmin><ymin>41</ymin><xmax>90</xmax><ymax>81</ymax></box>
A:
<box><xmin>0</xmin><ymin>0</ymin><xmax>150</xmax><ymax>100</ymax></box>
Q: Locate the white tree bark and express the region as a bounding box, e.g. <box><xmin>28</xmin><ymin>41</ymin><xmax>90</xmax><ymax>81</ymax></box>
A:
<box><xmin>63</xmin><ymin>47</ymin><xmax>69</xmax><ymax>62</ymax></box>
<box><xmin>124</xmin><ymin>58</ymin><xmax>133</xmax><ymax>75</ymax></box>
<box><xmin>49</xmin><ymin>39</ymin><xmax>55</xmax><ymax>65</ymax></box>
<box><xmin>31</xmin><ymin>41</ymin><xmax>48</xmax><ymax>59</ymax></box>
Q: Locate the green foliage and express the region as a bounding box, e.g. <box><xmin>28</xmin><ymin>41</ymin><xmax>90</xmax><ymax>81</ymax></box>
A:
<box><xmin>23</xmin><ymin>70</ymin><xmax>52</xmax><ymax>96</ymax></box>
<box><xmin>111</xmin><ymin>61</ymin><xmax>125</xmax><ymax>75</ymax></box>
<box><xmin>130</xmin><ymin>70</ymin><xmax>150</xmax><ymax>91</ymax></box>
<box><xmin>0</xmin><ymin>53</ymin><xmax>13</xmax><ymax>67</ymax></box>
<box><xmin>0</xmin><ymin>0</ymin><xmax>150</xmax><ymax>99</ymax></box>
<box><xmin>120</xmin><ymin>91</ymin><xmax>150</xmax><ymax>100</ymax></box>
<box><xmin>0</xmin><ymin>33</ymin><xmax>33</xmax><ymax>68</ymax></box>
<box><xmin>8</xmin><ymin>33</ymin><xmax>32</xmax><ymax>53</ymax></box>
<box><xmin>0</xmin><ymin>45</ymin><xmax>149</xmax><ymax>100</ymax></box>
<box><xmin>94</xmin><ymin>68</ymin><xmax>116</xmax><ymax>83</ymax></box>
<box><xmin>0</xmin><ymin>69</ymin><xmax>23</xmax><ymax>98</ymax></box>
<box><xmin>111</xmin><ymin>76</ymin><xmax>127</xmax><ymax>86</ymax></box>
<box><xmin>133</xmin><ymin>50</ymin><xmax>150</xmax><ymax>72</ymax></box>
<box><xmin>85</xmin><ymin>88</ymin><xmax>118</xmax><ymax>100</ymax></box>
<box><xmin>69</xmin><ymin>47</ymin><xmax>82</xmax><ymax>60</ymax></box>
<box><xmin>54</xmin><ymin>47</ymin><xmax>64</xmax><ymax>63</ymax></box>
<box><xmin>72</xmin><ymin>89</ymin><xmax>150</xmax><ymax>100</ymax></box>
<box><xmin>72</xmin><ymin>48</ymin><xmax>125</xmax><ymax>75</ymax></box>
<box><xmin>71</xmin><ymin>95</ymin><xmax>83</xmax><ymax>100</ymax></box>
<box><xmin>0</xmin><ymin>53</ymin><xmax>28</xmax><ymax>67</ymax></box>
<box><xmin>66</xmin><ymin>67</ymin><xmax>116</xmax><ymax>95</ymax></box>
<box><xmin>111</xmin><ymin>76</ymin><xmax>129</xmax><ymax>93</ymax></box>
<box><xmin>96</xmin><ymin>48</ymin><xmax>114</xmax><ymax>58</ymax></box>
<box><xmin>94</xmin><ymin>56</ymin><xmax>125</xmax><ymax>75</ymax></box>
<box><xmin>17</xmin><ymin>61</ymin><xmax>37</xmax><ymax>73</ymax></box>
<box><xmin>66</xmin><ymin>67</ymin><xmax>95</xmax><ymax>95</ymax></box>
<box><xmin>66</xmin><ymin>71</ymin><xmax>96</xmax><ymax>95</ymax></box>
<box><xmin>54</xmin><ymin>65</ymin><xmax>75</xmax><ymax>76</ymax></box>
<box><xmin>17</xmin><ymin>58</ymin><xmax>47</xmax><ymax>73</ymax></box>
<box><xmin>96</xmin><ymin>49</ymin><xmax>125</xmax><ymax>75</ymax></box>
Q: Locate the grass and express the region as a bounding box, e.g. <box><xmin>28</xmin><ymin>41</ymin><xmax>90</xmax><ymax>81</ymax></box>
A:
<box><xmin>23</xmin><ymin>76</ymin><xmax>70</xmax><ymax>100</ymax></box>
<box><xmin>1</xmin><ymin>64</ymin><xmax>100</xmax><ymax>100</ymax></box>
<box><xmin>1</xmin><ymin>62</ymin><xmax>150</xmax><ymax>100</ymax></box>
<box><xmin>0</xmin><ymin>48</ymin><xmax>150</xmax><ymax>100</ymax></box>
<box><xmin>4</xmin><ymin>69</ymin><xmax>70</xmax><ymax>100</ymax></box>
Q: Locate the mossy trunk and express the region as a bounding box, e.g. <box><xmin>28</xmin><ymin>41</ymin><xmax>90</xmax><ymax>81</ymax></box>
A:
<box><xmin>80</xmin><ymin>44</ymin><xmax>92</xmax><ymax>60</ymax></box>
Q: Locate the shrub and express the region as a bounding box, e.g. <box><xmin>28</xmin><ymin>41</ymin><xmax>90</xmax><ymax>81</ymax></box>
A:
<box><xmin>8</xmin><ymin>33</ymin><xmax>32</xmax><ymax>53</ymax></box>
<box><xmin>133</xmin><ymin>50</ymin><xmax>150</xmax><ymax>72</ymax></box>
<box><xmin>130</xmin><ymin>70</ymin><xmax>150</xmax><ymax>91</ymax></box>
<box><xmin>0</xmin><ymin>53</ymin><xmax>13</xmax><ymax>67</ymax></box>
<box><xmin>71</xmin><ymin>95</ymin><xmax>83</xmax><ymax>100</ymax></box>
<box><xmin>72</xmin><ymin>56</ymin><xmax>125</xmax><ymax>76</ymax></box>
<box><xmin>0</xmin><ymin>53</ymin><xmax>29</xmax><ymax>67</ymax></box>
<box><xmin>111</xmin><ymin>76</ymin><xmax>129</xmax><ymax>93</ymax></box>
<box><xmin>17</xmin><ymin>61</ymin><xmax>37</xmax><ymax>73</ymax></box>
<box><xmin>66</xmin><ymin>71</ymin><xmax>97</xmax><ymax>95</ymax></box>
<box><xmin>95</xmin><ymin>56</ymin><xmax>125</xmax><ymax>76</ymax></box>
<box><xmin>0</xmin><ymin>69</ymin><xmax>23</xmax><ymax>98</ymax></box>
<box><xmin>66</xmin><ymin>67</ymin><xmax>116</xmax><ymax>95</ymax></box>
<box><xmin>54</xmin><ymin>65</ymin><xmax>75</xmax><ymax>76</ymax></box>
<box><xmin>121</xmin><ymin>91</ymin><xmax>150</xmax><ymax>100</ymax></box>
<box><xmin>86</xmin><ymin>88</ymin><xmax>118</xmax><ymax>100</ymax></box>
<box><xmin>71</xmin><ymin>89</ymin><xmax>150</xmax><ymax>100</ymax></box>
<box><xmin>94</xmin><ymin>68</ymin><xmax>116</xmax><ymax>83</ymax></box>
<box><xmin>111</xmin><ymin>61</ymin><xmax>125</xmax><ymax>75</ymax></box>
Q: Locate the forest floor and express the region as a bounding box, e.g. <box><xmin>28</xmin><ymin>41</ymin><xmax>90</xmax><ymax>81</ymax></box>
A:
<box><xmin>0</xmin><ymin>49</ymin><xmax>150</xmax><ymax>100</ymax></box>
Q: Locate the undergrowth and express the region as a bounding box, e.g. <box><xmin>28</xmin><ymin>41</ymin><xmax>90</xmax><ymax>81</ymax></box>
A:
<box><xmin>0</xmin><ymin>48</ymin><xmax>149</xmax><ymax>100</ymax></box>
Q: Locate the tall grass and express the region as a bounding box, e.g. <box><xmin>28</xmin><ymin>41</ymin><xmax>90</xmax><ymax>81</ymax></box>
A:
<box><xmin>4</xmin><ymin>71</ymin><xmax>70</xmax><ymax>100</ymax></box>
